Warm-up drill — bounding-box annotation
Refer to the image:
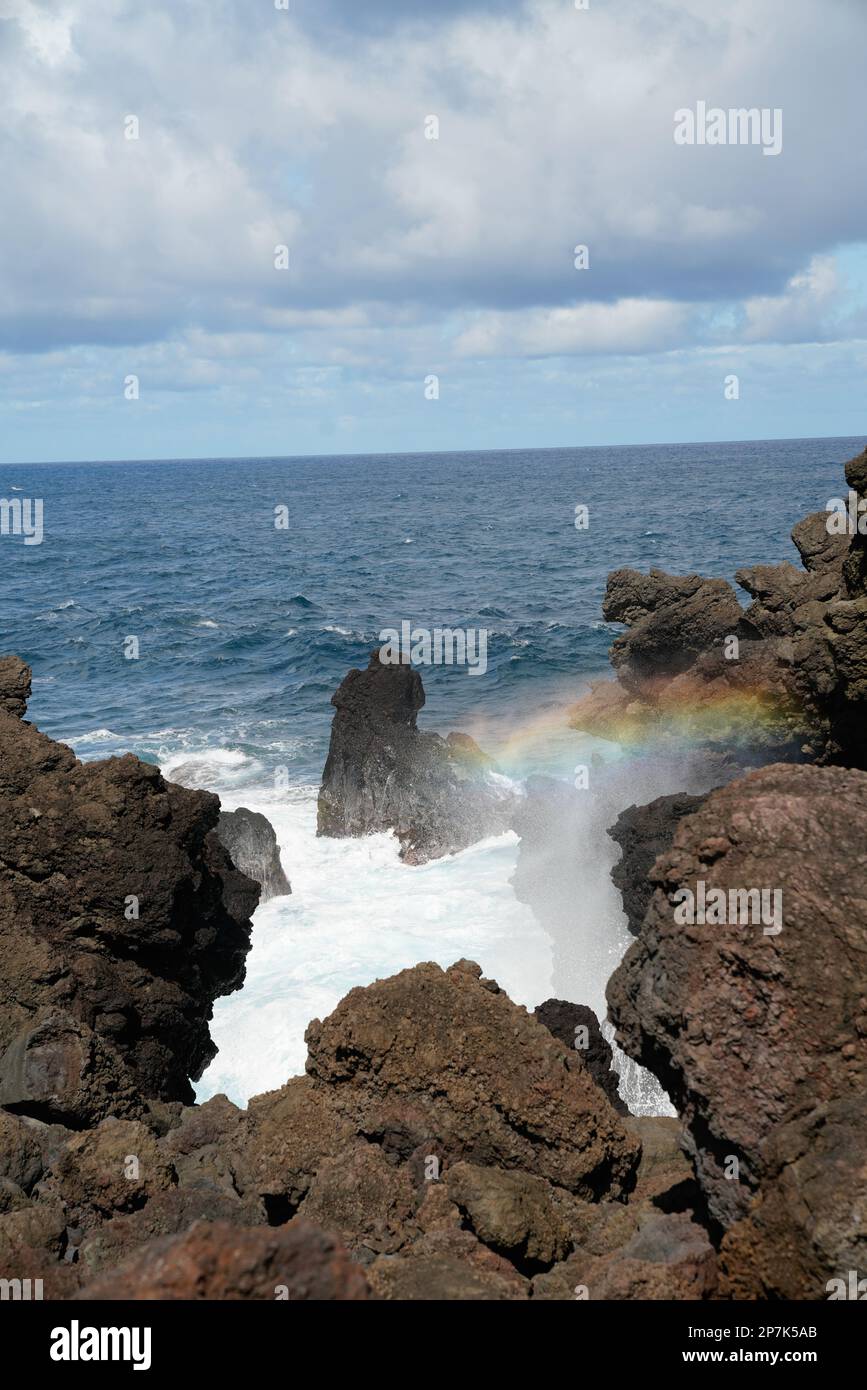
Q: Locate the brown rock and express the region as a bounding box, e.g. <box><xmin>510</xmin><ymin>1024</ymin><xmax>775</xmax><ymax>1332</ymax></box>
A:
<box><xmin>0</xmin><ymin>656</ymin><xmax>31</xmax><ymax>719</ymax></box>
<box><xmin>0</xmin><ymin>660</ymin><xmax>260</xmax><ymax>1120</ymax></box>
<box><xmin>303</xmin><ymin>959</ymin><xmax>639</xmax><ymax>1199</ymax></box>
<box><xmin>368</xmin><ymin>1229</ymin><xmax>527</xmax><ymax>1300</ymax></box>
<box><xmin>719</xmin><ymin>1093</ymin><xmax>867</xmax><ymax>1299</ymax></box>
<box><xmin>533</xmin><ymin>1209</ymin><xmax>717</xmax><ymax>1301</ymax></box>
<box><xmin>76</xmin><ymin>1217</ymin><xmax>371</xmax><ymax>1300</ymax></box>
<box><xmin>298</xmin><ymin>1142</ymin><xmax>417</xmax><ymax>1258</ymax></box>
<box><xmin>40</xmin><ymin>1118</ymin><xmax>175</xmax><ymax>1226</ymax></box>
<box><xmin>444</xmin><ymin>1161</ymin><xmax>573</xmax><ymax>1268</ymax></box>
<box><xmin>78</xmin><ymin>1187</ymin><xmax>266</xmax><ymax>1275</ymax></box>
<box><xmin>608</xmin><ymin>764</ymin><xmax>867</xmax><ymax>1227</ymax></box>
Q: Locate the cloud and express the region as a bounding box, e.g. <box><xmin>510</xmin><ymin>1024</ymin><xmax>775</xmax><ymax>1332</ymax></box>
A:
<box><xmin>455</xmin><ymin>298</ymin><xmax>691</xmax><ymax>358</ymax></box>
<box><xmin>0</xmin><ymin>0</ymin><xmax>866</xmax><ymax>459</ymax></box>
<box><xmin>741</xmin><ymin>255</ymin><xmax>845</xmax><ymax>344</ymax></box>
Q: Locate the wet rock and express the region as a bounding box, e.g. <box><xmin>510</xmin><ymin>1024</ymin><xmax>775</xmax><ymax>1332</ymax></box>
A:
<box><xmin>317</xmin><ymin>650</ymin><xmax>514</xmax><ymax>864</ymax></box>
<box><xmin>217</xmin><ymin>808</ymin><xmax>290</xmax><ymax>902</ymax></box>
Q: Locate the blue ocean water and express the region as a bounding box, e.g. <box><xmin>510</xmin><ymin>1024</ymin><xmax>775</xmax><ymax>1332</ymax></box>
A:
<box><xmin>1</xmin><ymin>438</ymin><xmax>860</xmax><ymax>1105</ymax></box>
<box><xmin>2</xmin><ymin>438</ymin><xmax>857</xmax><ymax>772</ymax></box>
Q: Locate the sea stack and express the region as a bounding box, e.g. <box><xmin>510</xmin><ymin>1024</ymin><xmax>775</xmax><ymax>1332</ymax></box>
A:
<box><xmin>317</xmin><ymin>650</ymin><xmax>514</xmax><ymax>864</ymax></box>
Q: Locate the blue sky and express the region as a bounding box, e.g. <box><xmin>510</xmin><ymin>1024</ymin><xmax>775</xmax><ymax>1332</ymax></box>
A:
<box><xmin>1</xmin><ymin>0</ymin><xmax>865</xmax><ymax>462</ymax></box>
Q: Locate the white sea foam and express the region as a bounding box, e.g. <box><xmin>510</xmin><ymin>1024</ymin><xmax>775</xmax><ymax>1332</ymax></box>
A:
<box><xmin>196</xmin><ymin>789</ymin><xmax>553</xmax><ymax>1106</ymax></box>
<box><xmin>184</xmin><ymin>718</ymin><xmax>676</xmax><ymax>1117</ymax></box>
<box><xmin>161</xmin><ymin>747</ymin><xmax>258</xmax><ymax>790</ymax></box>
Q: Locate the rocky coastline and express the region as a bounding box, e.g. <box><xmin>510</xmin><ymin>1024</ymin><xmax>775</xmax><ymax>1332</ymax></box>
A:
<box><xmin>1</xmin><ymin>447</ymin><xmax>865</xmax><ymax>1300</ymax></box>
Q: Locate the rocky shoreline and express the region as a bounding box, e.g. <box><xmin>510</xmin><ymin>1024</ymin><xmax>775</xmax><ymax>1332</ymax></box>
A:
<box><xmin>1</xmin><ymin>447</ymin><xmax>865</xmax><ymax>1300</ymax></box>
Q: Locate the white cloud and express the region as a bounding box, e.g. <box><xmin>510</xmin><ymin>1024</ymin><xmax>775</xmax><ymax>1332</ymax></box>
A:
<box><xmin>455</xmin><ymin>298</ymin><xmax>691</xmax><ymax>358</ymax></box>
<box><xmin>0</xmin><ymin>0</ymin><xmax>865</xmax><ymax>458</ymax></box>
<box><xmin>741</xmin><ymin>256</ymin><xmax>844</xmax><ymax>343</ymax></box>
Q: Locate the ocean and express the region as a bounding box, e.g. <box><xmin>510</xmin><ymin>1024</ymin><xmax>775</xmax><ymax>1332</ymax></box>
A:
<box><xmin>1</xmin><ymin>437</ymin><xmax>859</xmax><ymax>1107</ymax></box>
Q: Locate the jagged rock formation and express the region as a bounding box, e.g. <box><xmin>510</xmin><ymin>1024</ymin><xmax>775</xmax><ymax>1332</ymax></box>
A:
<box><xmin>317</xmin><ymin>650</ymin><xmax>514</xmax><ymax>864</ymax></box>
<box><xmin>608</xmin><ymin>792</ymin><xmax>708</xmax><ymax>936</ymax></box>
<box><xmin>607</xmin><ymin>762</ymin><xmax>867</xmax><ymax>1296</ymax></box>
<box><xmin>571</xmin><ymin>446</ymin><xmax>867</xmax><ymax>767</ymax></box>
<box><xmin>0</xmin><ymin>956</ymin><xmax>721</xmax><ymax>1302</ymax></box>
<box><xmin>217</xmin><ymin>808</ymin><xmax>290</xmax><ymax>902</ymax></box>
<box><xmin>0</xmin><ymin>656</ymin><xmax>260</xmax><ymax>1123</ymax></box>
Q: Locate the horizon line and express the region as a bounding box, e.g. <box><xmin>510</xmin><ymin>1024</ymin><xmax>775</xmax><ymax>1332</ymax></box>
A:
<box><xmin>2</xmin><ymin>430</ymin><xmax>865</xmax><ymax>469</ymax></box>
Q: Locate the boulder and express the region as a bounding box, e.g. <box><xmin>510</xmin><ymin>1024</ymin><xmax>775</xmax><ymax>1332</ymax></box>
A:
<box><xmin>301</xmin><ymin>959</ymin><xmax>639</xmax><ymax>1199</ymax></box>
<box><xmin>217</xmin><ymin>808</ymin><xmax>290</xmax><ymax>902</ymax></box>
<box><xmin>75</xmin><ymin>1218</ymin><xmax>371</xmax><ymax>1300</ymax></box>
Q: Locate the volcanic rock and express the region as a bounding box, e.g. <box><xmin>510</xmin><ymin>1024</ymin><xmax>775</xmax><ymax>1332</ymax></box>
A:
<box><xmin>532</xmin><ymin>1208</ymin><xmax>717</xmax><ymax>1301</ymax></box>
<box><xmin>444</xmin><ymin>1161</ymin><xmax>574</xmax><ymax>1268</ymax></box>
<box><xmin>607</xmin><ymin>763</ymin><xmax>867</xmax><ymax>1229</ymax></box>
<box><xmin>571</xmin><ymin>449</ymin><xmax>867</xmax><ymax>766</ymax></box>
<box><xmin>718</xmin><ymin>1092</ymin><xmax>867</xmax><ymax>1300</ymax></box>
<box><xmin>76</xmin><ymin>1218</ymin><xmax>371</xmax><ymax>1300</ymax></box>
<box><xmin>608</xmin><ymin>792</ymin><xmax>708</xmax><ymax>937</ymax></box>
<box><xmin>0</xmin><ymin>656</ymin><xmax>259</xmax><ymax>1121</ymax></box>
<box><xmin>0</xmin><ymin>655</ymin><xmax>31</xmax><ymax>719</ymax></box>
<box><xmin>368</xmin><ymin>1229</ymin><xmax>528</xmax><ymax>1300</ymax></box>
<box><xmin>534</xmin><ymin>999</ymin><xmax>626</xmax><ymax>1113</ymax></box>
<box><xmin>317</xmin><ymin>650</ymin><xmax>513</xmax><ymax>863</ymax></box>
<box><xmin>300</xmin><ymin>958</ymin><xmax>639</xmax><ymax>1198</ymax></box>
<box><xmin>217</xmin><ymin>807</ymin><xmax>290</xmax><ymax>902</ymax></box>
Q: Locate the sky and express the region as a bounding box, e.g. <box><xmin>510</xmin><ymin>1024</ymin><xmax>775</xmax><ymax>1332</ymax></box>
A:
<box><xmin>0</xmin><ymin>0</ymin><xmax>865</xmax><ymax>463</ymax></box>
